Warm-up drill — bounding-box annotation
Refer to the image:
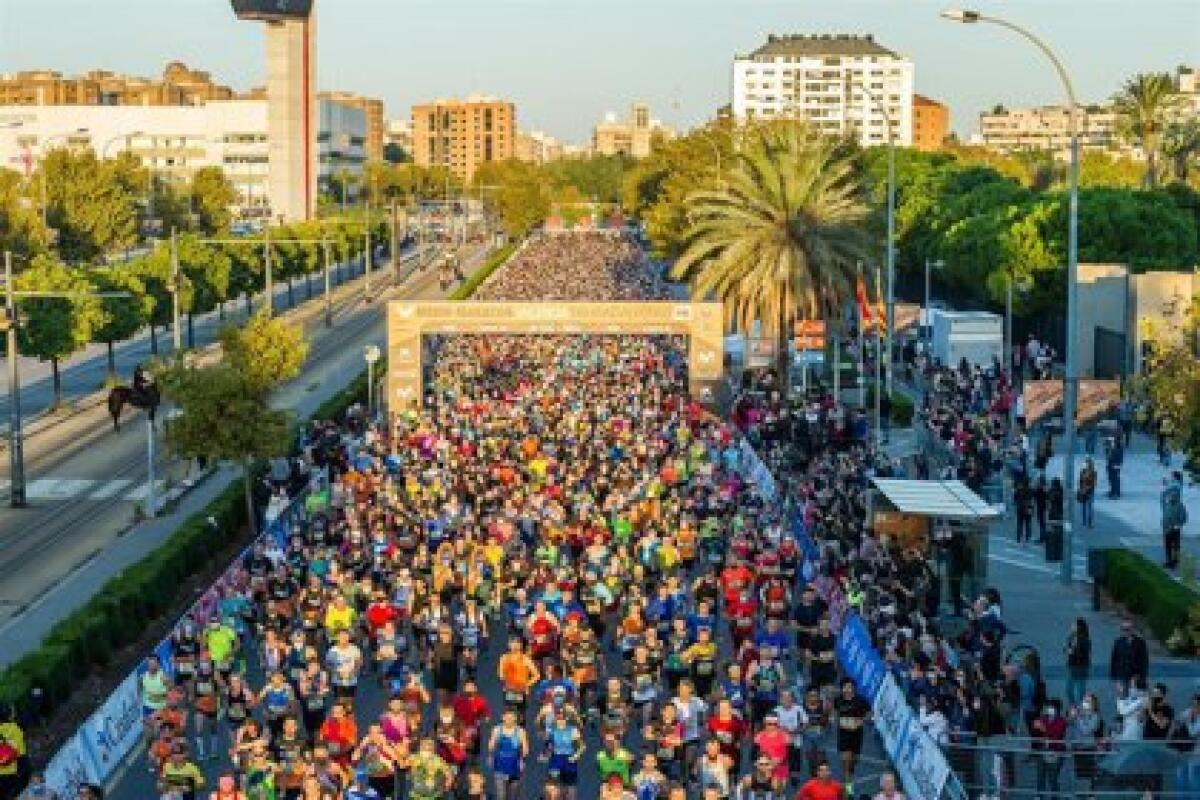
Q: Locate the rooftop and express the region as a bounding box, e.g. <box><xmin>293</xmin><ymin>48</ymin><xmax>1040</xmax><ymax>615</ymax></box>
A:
<box><xmin>744</xmin><ymin>33</ymin><xmax>900</xmax><ymax>59</ymax></box>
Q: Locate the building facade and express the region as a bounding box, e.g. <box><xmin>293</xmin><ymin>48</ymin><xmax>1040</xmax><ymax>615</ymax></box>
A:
<box><xmin>514</xmin><ymin>130</ymin><xmax>564</xmax><ymax>164</ymax></box>
<box><xmin>731</xmin><ymin>34</ymin><xmax>914</xmax><ymax>147</ymax></box>
<box><xmin>977</xmin><ymin>104</ymin><xmax>1120</xmax><ymax>155</ymax></box>
<box><xmin>912</xmin><ymin>94</ymin><xmax>949</xmax><ymax>151</ymax></box>
<box><xmin>0</xmin><ymin>97</ymin><xmax>365</xmax><ymax>219</ymax></box>
<box><xmin>411</xmin><ymin>96</ymin><xmax>515</xmax><ymax>183</ymax></box>
<box><xmin>591</xmin><ymin>102</ymin><xmax>674</xmax><ymax>158</ymax></box>
<box><xmin>385</xmin><ymin>118</ymin><xmax>413</xmax><ymax>161</ymax></box>
<box><xmin>320</xmin><ymin>91</ymin><xmax>385</xmax><ymax>161</ymax></box>
<box><xmin>0</xmin><ymin>62</ymin><xmax>241</xmax><ymax>107</ymax></box>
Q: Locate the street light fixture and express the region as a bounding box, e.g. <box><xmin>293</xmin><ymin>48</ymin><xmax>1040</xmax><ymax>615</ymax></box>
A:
<box><xmin>942</xmin><ymin>7</ymin><xmax>1081</xmax><ymax>585</ymax></box>
<box><xmin>845</xmin><ymin>77</ymin><xmax>898</xmax><ymax>396</ymax></box>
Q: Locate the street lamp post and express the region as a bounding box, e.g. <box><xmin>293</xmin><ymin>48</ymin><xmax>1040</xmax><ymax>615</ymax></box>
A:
<box><xmin>848</xmin><ymin>80</ymin><xmax>898</xmax><ymax>397</ymax></box>
<box><xmin>943</xmin><ymin>7</ymin><xmax>1081</xmax><ymax>584</ymax></box>
<box><xmin>322</xmin><ymin>240</ymin><xmax>333</xmax><ymax>328</ymax></box>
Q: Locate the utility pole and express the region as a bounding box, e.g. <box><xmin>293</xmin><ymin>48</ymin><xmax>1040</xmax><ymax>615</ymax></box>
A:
<box><xmin>322</xmin><ymin>240</ymin><xmax>333</xmax><ymax>328</ymax></box>
<box><xmin>364</xmin><ymin>226</ymin><xmax>373</xmax><ymax>300</ymax></box>
<box><xmin>5</xmin><ymin>251</ymin><xmax>25</xmax><ymax>508</ymax></box>
<box><xmin>262</xmin><ymin>226</ymin><xmax>273</xmax><ymax>317</ymax></box>
<box><xmin>170</xmin><ymin>227</ymin><xmax>182</xmax><ymax>353</ymax></box>
<box><xmin>390</xmin><ymin>199</ymin><xmax>399</xmax><ymax>274</ymax></box>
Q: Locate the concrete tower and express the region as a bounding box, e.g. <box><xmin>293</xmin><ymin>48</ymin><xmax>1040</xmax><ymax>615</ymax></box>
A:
<box><xmin>232</xmin><ymin>0</ymin><xmax>316</xmax><ymax>222</ymax></box>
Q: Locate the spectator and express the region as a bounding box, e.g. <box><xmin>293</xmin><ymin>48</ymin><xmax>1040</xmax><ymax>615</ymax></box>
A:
<box><xmin>1116</xmin><ymin>677</ymin><xmax>1150</xmax><ymax>741</ymax></box>
<box><xmin>1064</xmin><ymin>618</ymin><xmax>1091</xmax><ymax>707</ymax></box>
<box><xmin>872</xmin><ymin>772</ymin><xmax>906</xmax><ymax>800</ymax></box>
<box><xmin>1105</xmin><ymin>435</ymin><xmax>1124</xmax><ymax>498</ymax></box>
<box><xmin>1069</xmin><ymin>692</ymin><xmax>1105</xmax><ymax>795</ymax></box>
<box><xmin>0</xmin><ymin>707</ymin><xmax>26</xmax><ymax>800</ymax></box>
<box><xmin>1160</xmin><ymin>471</ymin><xmax>1187</xmax><ymax>570</ymax></box>
<box><xmin>1032</xmin><ymin>476</ymin><xmax>1049</xmax><ymax>541</ymax></box>
<box><xmin>1030</xmin><ymin>700</ymin><xmax>1068</xmax><ymax>800</ymax></box>
<box><xmin>1109</xmin><ymin>621</ymin><xmax>1150</xmax><ymax>694</ymax></box>
<box><xmin>1144</xmin><ymin>684</ymin><xmax>1175</xmax><ymax>741</ymax></box>
<box><xmin>1077</xmin><ymin>458</ymin><xmax>1097</xmax><ymax>529</ymax></box>
<box><xmin>1014</xmin><ymin>479</ymin><xmax>1033</xmax><ymax>544</ymax></box>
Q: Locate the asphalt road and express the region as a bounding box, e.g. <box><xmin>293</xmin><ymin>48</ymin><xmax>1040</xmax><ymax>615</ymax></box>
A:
<box><xmin>0</xmin><ymin>245</ymin><xmax>481</xmax><ymax>631</ymax></box>
<box><xmin>0</xmin><ymin>245</ymin><xmax>410</xmax><ymax>425</ymax></box>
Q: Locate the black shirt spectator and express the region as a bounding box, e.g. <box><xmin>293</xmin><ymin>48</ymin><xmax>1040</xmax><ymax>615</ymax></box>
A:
<box><xmin>1109</xmin><ymin>622</ymin><xmax>1150</xmax><ymax>687</ymax></box>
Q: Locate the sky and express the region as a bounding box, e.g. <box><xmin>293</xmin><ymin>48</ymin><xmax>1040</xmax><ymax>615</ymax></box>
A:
<box><xmin>1</xmin><ymin>0</ymin><xmax>1198</xmax><ymax>144</ymax></box>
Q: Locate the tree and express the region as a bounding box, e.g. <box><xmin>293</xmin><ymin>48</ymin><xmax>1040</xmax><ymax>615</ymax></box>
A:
<box><xmin>1162</xmin><ymin>120</ymin><xmax>1200</xmax><ymax>184</ymax></box>
<box><xmin>382</xmin><ymin>142</ymin><xmax>411</xmax><ymax>164</ymax></box>
<box><xmin>190</xmin><ymin>167</ymin><xmax>237</xmax><ymax>235</ymax></box>
<box><xmin>1139</xmin><ymin>295</ymin><xmax>1200</xmax><ymax>477</ymax></box>
<box><xmin>178</xmin><ymin>234</ymin><xmax>232</xmax><ymax>344</ymax></box>
<box><xmin>1113</xmin><ymin>72</ymin><xmax>1179</xmax><ymax>189</ymax></box>
<box><xmin>472</xmin><ymin>160</ymin><xmax>550</xmax><ymax>238</ymax></box>
<box><xmin>160</xmin><ymin>362</ymin><xmax>290</xmax><ymax>533</ymax></box>
<box><xmin>218</xmin><ymin>310</ymin><xmax>308</xmax><ymax>391</ymax></box>
<box><xmin>671</xmin><ymin>122</ymin><xmax>873</xmax><ymax>379</ymax></box>
<box><xmin>87</xmin><ymin>266</ymin><xmax>151</xmax><ymax>379</ymax></box>
<box><xmin>14</xmin><ymin>255</ymin><xmax>104</xmax><ymax>406</ymax></box>
<box><xmin>0</xmin><ymin>168</ymin><xmax>53</xmax><ymax>258</ymax></box>
<box><xmin>38</xmin><ymin>148</ymin><xmax>141</xmax><ymax>261</ymax></box>
<box><xmin>131</xmin><ymin>247</ymin><xmax>194</xmax><ymax>355</ymax></box>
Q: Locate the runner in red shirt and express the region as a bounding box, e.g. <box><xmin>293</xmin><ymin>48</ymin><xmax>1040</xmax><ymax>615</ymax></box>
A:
<box><xmin>797</xmin><ymin>762</ymin><xmax>846</xmax><ymax>800</ymax></box>
<box><xmin>706</xmin><ymin>699</ymin><xmax>746</xmax><ymax>762</ymax></box>
<box><xmin>720</xmin><ymin>561</ymin><xmax>753</xmax><ymax>608</ymax></box>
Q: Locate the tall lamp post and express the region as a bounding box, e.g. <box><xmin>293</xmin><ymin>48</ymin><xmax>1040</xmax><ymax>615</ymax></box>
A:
<box><xmin>848</xmin><ymin>79</ymin><xmax>898</xmax><ymax>397</ymax></box>
<box><xmin>942</xmin><ymin>7</ymin><xmax>1081</xmax><ymax>584</ymax></box>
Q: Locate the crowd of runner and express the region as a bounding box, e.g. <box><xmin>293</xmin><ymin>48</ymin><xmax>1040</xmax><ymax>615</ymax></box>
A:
<box><xmin>87</xmin><ymin>233</ymin><xmax>917</xmax><ymax>800</ymax></box>
<box><xmin>474</xmin><ymin>233</ymin><xmax>671</xmax><ymax>302</ymax></box>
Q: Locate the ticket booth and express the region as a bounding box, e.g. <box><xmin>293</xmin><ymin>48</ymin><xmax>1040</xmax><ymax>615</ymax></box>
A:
<box><xmin>868</xmin><ymin>478</ymin><xmax>1002</xmax><ymax>617</ymax></box>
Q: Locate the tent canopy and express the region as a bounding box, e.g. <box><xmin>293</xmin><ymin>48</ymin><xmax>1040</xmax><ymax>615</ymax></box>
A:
<box><xmin>871</xmin><ymin>478</ymin><xmax>1001</xmax><ymax>522</ymax></box>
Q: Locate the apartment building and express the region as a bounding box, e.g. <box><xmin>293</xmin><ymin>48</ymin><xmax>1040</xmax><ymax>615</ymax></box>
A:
<box><xmin>411</xmin><ymin>95</ymin><xmax>515</xmax><ymax>182</ymax></box>
<box><xmin>591</xmin><ymin>102</ymin><xmax>675</xmax><ymax>158</ymax></box>
<box><xmin>731</xmin><ymin>34</ymin><xmax>914</xmax><ymax>147</ymax></box>
<box><xmin>0</xmin><ymin>96</ymin><xmax>366</xmax><ymax>218</ymax></box>
<box><xmin>515</xmin><ymin>129</ymin><xmax>564</xmax><ymax>164</ymax></box>
<box><xmin>320</xmin><ymin>91</ymin><xmax>385</xmax><ymax>162</ymax></box>
<box><xmin>977</xmin><ymin>105</ymin><xmax>1121</xmax><ymax>154</ymax></box>
<box><xmin>0</xmin><ymin>62</ymin><xmax>241</xmax><ymax>107</ymax></box>
<box><xmin>912</xmin><ymin>94</ymin><xmax>949</xmax><ymax>151</ymax></box>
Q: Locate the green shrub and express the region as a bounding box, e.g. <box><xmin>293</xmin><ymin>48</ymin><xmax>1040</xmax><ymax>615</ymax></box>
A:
<box><xmin>1098</xmin><ymin>548</ymin><xmax>1200</xmax><ymax>653</ymax></box>
<box><xmin>448</xmin><ymin>243</ymin><xmax>517</xmax><ymax>301</ymax></box>
<box><xmin>864</xmin><ymin>384</ymin><xmax>916</xmax><ymax>426</ymax></box>
<box><xmin>0</xmin><ymin>354</ymin><xmax>378</xmax><ymax>723</ymax></box>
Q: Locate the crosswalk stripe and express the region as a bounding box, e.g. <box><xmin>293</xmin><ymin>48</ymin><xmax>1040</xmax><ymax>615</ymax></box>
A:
<box><xmin>88</xmin><ymin>479</ymin><xmax>134</xmax><ymax>499</ymax></box>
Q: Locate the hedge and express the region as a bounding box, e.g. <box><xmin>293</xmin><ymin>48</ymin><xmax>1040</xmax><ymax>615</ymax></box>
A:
<box><xmin>865</xmin><ymin>384</ymin><xmax>917</xmax><ymax>426</ymax></box>
<box><xmin>0</xmin><ymin>364</ymin><xmax>375</xmax><ymax>722</ymax></box>
<box><xmin>1096</xmin><ymin>548</ymin><xmax>1200</xmax><ymax>653</ymax></box>
<box><xmin>447</xmin><ymin>242</ymin><xmax>518</xmax><ymax>301</ymax></box>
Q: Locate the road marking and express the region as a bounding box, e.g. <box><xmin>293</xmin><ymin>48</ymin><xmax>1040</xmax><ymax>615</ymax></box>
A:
<box><xmin>26</xmin><ymin>478</ymin><xmax>95</xmax><ymax>498</ymax></box>
<box><xmin>88</xmin><ymin>479</ymin><xmax>134</xmax><ymax>499</ymax></box>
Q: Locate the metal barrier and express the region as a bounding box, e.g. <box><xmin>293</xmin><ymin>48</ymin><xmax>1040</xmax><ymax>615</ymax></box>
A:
<box><xmin>41</xmin><ymin>489</ymin><xmax>311</xmax><ymax>798</ymax></box>
<box><xmin>938</xmin><ymin>735</ymin><xmax>1200</xmax><ymax>800</ymax></box>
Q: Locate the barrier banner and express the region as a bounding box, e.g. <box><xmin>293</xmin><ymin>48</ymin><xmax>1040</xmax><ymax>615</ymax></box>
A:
<box><xmin>895</xmin><ymin>718</ymin><xmax>952</xmax><ymax>800</ymax></box>
<box><xmin>739</xmin><ymin>439</ymin><xmax>778</xmax><ymax>501</ymax></box>
<box><xmin>835</xmin><ymin>614</ymin><xmax>887</xmax><ymax>701</ymax></box>
<box><xmin>44</xmin><ymin>734</ymin><xmax>98</xmax><ymax>798</ymax></box>
<box><xmin>872</xmin><ymin>673</ymin><xmax>912</xmax><ymax>760</ymax></box>
<box><xmin>77</xmin><ymin>672</ymin><xmax>144</xmax><ymax>782</ymax></box>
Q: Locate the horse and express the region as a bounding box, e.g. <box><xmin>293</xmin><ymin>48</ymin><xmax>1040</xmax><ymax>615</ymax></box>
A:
<box><xmin>107</xmin><ymin>382</ymin><xmax>161</xmax><ymax>431</ymax></box>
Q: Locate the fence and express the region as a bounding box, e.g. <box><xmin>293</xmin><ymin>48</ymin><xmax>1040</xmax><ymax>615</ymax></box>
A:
<box><xmin>41</xmin><ymin>491</ymin><xmax>310</xmax><ymax>798</ymax></box>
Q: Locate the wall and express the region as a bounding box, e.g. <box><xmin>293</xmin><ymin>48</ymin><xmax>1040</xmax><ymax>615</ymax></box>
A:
<box><xmin>1076</xmin><ymin>263</ymin><xmax>1129</xmax><ymax>377</ymax></box>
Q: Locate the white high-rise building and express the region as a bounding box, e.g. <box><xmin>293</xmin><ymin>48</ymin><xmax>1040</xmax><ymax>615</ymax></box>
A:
<box><xmin>0</xmin><ymin>97</ymin><xmax>365</xmax><ymax>220</ymax></box>
<box><xmin>731</xmin><ymin>33</ymin><xmax>914</xmax><ymax>147</ymax></box>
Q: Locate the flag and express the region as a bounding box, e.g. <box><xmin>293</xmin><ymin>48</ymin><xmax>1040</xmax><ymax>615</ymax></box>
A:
<box><xmin>855</xmin><ymin>274</ymin><xmax>873</xmax><ymax>326</ymax></box>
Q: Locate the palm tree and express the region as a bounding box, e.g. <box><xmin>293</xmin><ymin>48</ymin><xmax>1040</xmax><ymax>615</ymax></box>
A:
<box><xmin>1162</xmin><ymin>119</ymin><xmax>1200</xmax><ymax>183</ymax></box>
<box><xmin>671</xmin><ymin>122</ymin><xmax>874</xmax><ymax>387</ymax></box>
<box><xmin>1112</xmin><ymin>72</ymin><xmax>1180</xmax><ymax>189</ymax></box>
